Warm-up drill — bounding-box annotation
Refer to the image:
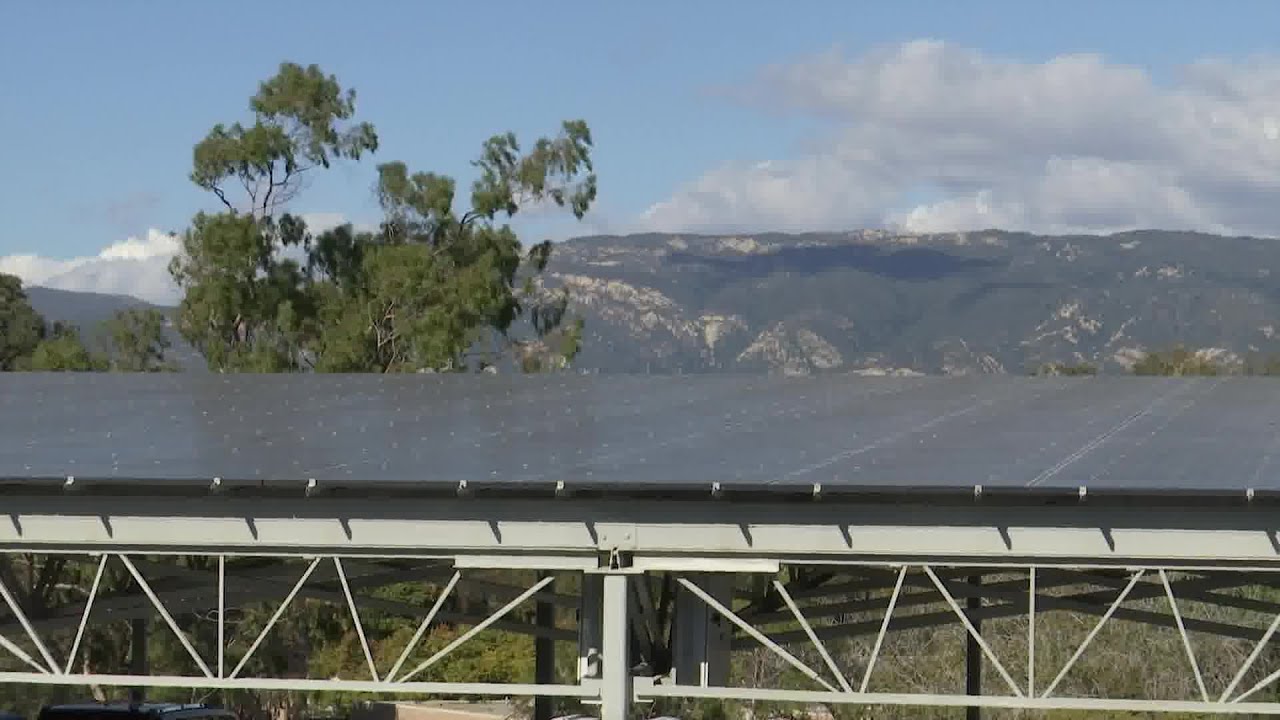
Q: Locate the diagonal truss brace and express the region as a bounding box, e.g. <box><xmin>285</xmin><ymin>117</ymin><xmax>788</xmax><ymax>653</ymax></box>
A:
<box><xmin>677</xmin><ymin>576</ymin><xmax>838</xmax><ymax>693</ymax></box>
<box><xmin>334</xmin><ymin>558</ymin><xmax>379</xmax><ymax>682</ymax></box>
<box><xmin>1159</xmin><ymin>569</ymin><xmax>1209</xmax><ymax>703</ymax></box>
<box><xmin>119</xmin><ymin>554</ymin><xmax>214</xmax><ymax>679</ymax></box>
<box><xmin>860</xmin><ymin>565</ymin><xmax>907</xmax><ymax>694</ymax></box>
<box><xmin>65</xmin><ymin>554</ymin><xmax>108</xmax><ymax>675</ymax></box>
<box><xmin>229</xmin><ymin>557</ymin><xmax>322</xmax><ymax>680</ymax></box>
<box><xmin>923</xmin><ymin>566</ymin><xmax>1023</xmax><ymax>698</ymax></box>
<box><xmin>773</xmin><ymin>579</ymin><xmax>852</xmax><ymax>692</ymax></box>
<box><xmin>0</xmin><ymin>565</ymin><xmax>60</xmax><ymax>674</ymax></box>
<box><xmin>1040</xmin><ymin>568</ymin><xmax>1144</xmax><ymax>699</ymax></box>
<box><xmin>387</xmin><ymin>571</ymin><xmax>461</xmax><ymax>683</ymax></box>
<box><xmin>396</xmin><ymin>574</ymin><xmax>556</xmax><ymax>684</ymax></box>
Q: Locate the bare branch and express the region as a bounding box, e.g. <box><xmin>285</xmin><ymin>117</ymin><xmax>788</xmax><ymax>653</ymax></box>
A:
<box><xmin>261</xmin><ymin>165</ymin><xmax>276</xmax><ymax>218</ymax></box>
<box><xmin>210</xmin><ymin>185</ymin><xmax>234</xmax><ymax>212</ymax></box>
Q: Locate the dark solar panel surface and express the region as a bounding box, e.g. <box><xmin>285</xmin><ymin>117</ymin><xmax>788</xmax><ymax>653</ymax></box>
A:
<box><xmin>0</xmin><ymin>373</ymin><xmax>1270</xmax><ymax>491</ymax></box>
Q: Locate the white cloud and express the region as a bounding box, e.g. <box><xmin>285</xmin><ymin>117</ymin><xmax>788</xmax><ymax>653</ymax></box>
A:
<box><xmin>642</xmin><ymin>40</ymin><xmax>1280</xmax><ymax>237</ymax></box>
<box><xmin>0</xmin><ymin>212</ymin><xmax>354</xmax><ymax>305</ymax></box>
<box><xmin>0</xmin><ymin>229</ymin><xmax>183</xmax><ymax>304</ymax></box>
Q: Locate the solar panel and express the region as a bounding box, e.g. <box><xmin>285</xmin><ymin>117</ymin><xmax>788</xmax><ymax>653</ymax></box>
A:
<box><xmin>0</xmin><ymin>373</ymin><xmax>1268</xmax><ymax>493</ymax></box>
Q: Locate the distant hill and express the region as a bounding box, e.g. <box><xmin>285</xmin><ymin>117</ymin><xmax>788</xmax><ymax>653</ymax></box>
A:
<box><xmin>27</xmin><ymin>228</ymin><xmax>1280</xmax><ymax>375</ymax></box>
<box><xmin>25</xmin><ymin>286</ymin><xmax>154</xmax><ymax>325</ymax></box>
<box><xmin>540</xmin><ymin>229</ymin><xmax>1280</xmax><ymax>375</ymax></box>
<box><xmin>24</xmin><ymin>287</ymin><xmax>205</xmax><ymax>371</ymax></box>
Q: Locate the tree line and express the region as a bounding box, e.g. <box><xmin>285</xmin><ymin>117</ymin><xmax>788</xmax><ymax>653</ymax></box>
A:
<box><xmin>3</xmin><ymin>61</ymin><xmax>595</xmax><ymax>376</ymax></box>
<box><xmin>0</xmin><ymin>275</ymin><xmax>171</xmax><ymax>372</ymax></box>
<box><xmin>172</xmin><ymin>62</ymin><xmax>592</xmax><ymax>374</ymax></box>
<box><xmin>1036</xmin><ymin>346</ymin><xmax>1280</xmax><ymax>377</ymax></box>
<box><xmin>0</xmin><ymin>61</ymin><xmax>599</xmax><ymax>719</ymax></box>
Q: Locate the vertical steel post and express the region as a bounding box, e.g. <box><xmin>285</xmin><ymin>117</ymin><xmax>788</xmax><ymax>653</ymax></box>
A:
<box><xmin>601</xmin><ymin>573</ymin><xmax>632</xmax><ymax>720</ymax></box>
<box><xmin>1028</xmin><ymin>567</ymin><xmax>1036</xmax><ymax>697</ymax></box>
<box><xmin>217</xmin><ymin>555</ymin><xmax>225</xmax><ymax>680</ymax></box>
<box><xmin>578</xmin><ymin>574</ymin><xmax>604</xmax><ymax>681</ymax></box>
<box><xmin>534</xmin><ymin>572</ymin><xmax>556</xmax><ymax>720</ymax></box>
<box><xmin>673</xmin><ymin>573</ymin><xmax>731</xmax><ymax>687</ymax></box>
<box><xmin>966</xmin><ymin>574</ymin><xmax>982</xmax><ymax>720</ymax></box>
<box><xmin>129</xmin><ymin>618</ymin><xmax>147</xmax><ymax>704</ymax></box>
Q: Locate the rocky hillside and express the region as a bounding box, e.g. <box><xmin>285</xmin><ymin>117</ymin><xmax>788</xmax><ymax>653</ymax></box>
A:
<box><xmin>540</xmin><ymin>229</ymin><xmax>1280</xmax><ymax>375</ymax></box>
<box><xmin>25</xmin><ymin>229</ymin><xmax>1280</xmax><ymax>375</ymax></box>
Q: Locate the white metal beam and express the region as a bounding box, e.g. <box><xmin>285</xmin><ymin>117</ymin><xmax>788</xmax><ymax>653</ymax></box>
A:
<box><xmin>0</xmin><ymin>564</ymin><xmax>60</xmax><ymax>674</ymax></box>
<box><xmin>65</xmin><ymin>554</ymin><xmax>107</xmax><ymax>675</ymax></box>
<box><xmin>4</xmin><ymin>497</ymin><xmax>1280</xmax><ymax>567</ymax></box>
<box><xmin>386</xmin><ymin>570</ymin><xmax>460</xmax><ymax>683</ymax></box>
<box><xmin>1159</xmin><ymin>569</ymin><xmax>1209</xmax><ymax>703</ymax></box>
<box><xmin>228</xmin><ymin>557</ymin><xmax>321</xmax><ymax>680</ymax></box>
<box><xmin>639</xmin><ymin>682</ymin><xmax>1280</xmax><ymax>715</ymax></box>
<box><xmin>600</xmin><ymin>573</ymin><xmax>631</xmax><ymax>720</ymax></box>
<box><xmin>333</xmin><ymin>558</ymin><xmax>379</xmax><ymax>682</ymax></box>
<box><xmin>859</xmin><ymin>565</ymin><xmax>906</xmax><ymax>694</ymax></box>
<box><xmin>0</xmin><ymin>671</ymin><xmax>596</xmax><ymax>697</ymax></box>
<box><xmin>773</xmin><ymin>579</ymin><xmax>851</xmax><ymax>692</ymax></box>
<box><xmin>923</xmin><ymin>566</ymin><xmax>1023</xmax><ymax>697</ymax></box>
<box><xmin>1041</xmin><ymin>569</ymin><xmax>1145</xmax><ymax>699</ymax></box>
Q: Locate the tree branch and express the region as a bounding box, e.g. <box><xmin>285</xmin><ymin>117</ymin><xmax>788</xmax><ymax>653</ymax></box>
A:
<box><xmin>210</xmin><ymin>185</ymin><xmax>234</xmax><ymax>213</ymax></box>
<box><xmin>261</xmin><ymin>164</ymin><xmax>276</xmax><ymax>218</ymax></box>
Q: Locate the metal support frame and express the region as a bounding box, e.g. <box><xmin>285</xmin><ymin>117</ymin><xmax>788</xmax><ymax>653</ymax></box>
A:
<box><xmin>1</xmin><ymin>553</ymin><xmax>1280</xmax><ymax>714</ymax></box>
<box><xmin>653</xmin><ymin>562</ymin><xmax>1280</xmax><ymax>715</ymax></box>
<box><xmin>600</xmin><ymin>573</ymin><xmax>631</xmax><ymax>720</ymax></box>
<box><xmin>6</xmin><ymin>495</ymin><xmax>1280</xmax><ymax>715</ymax></box>
<box><xmin>534</xmin><ymin>571</ymin><xmax>556</xmax><ymax>720</ymax></box>
<box><xmin>0</xmin><ymin>551</ymin><xmax>590</xmax><ymax>701</ymax></box>
<box><xmin>965</xmin><ymin>574</ymin><xmax>982</xmax><ymax>720</ymax></box>
<box><xmin>672</xmin><ymin>573</ymin><xmax>731</xmax><ymax>687</ymax></box>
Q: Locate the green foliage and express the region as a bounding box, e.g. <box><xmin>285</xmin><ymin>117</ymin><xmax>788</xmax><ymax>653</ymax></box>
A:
<box><xmin>0</xmin><ymin>273</ymin><xmax>45</xmax><ymax>370</ymax></box>
<box><xmin>191</xmin><ymin>62</ymin><xmax>378</xmax><ymax>218</ymax></box>
<box><xmin>22</xmin><ymin>323</ymin><xmax>109</xmax><ymax>371</ymax></box>
<box><xmin>1243</xmin><ymin>353</ymin><xmax>1280</xmax><ymax>376</ymax></box>
<box><xmin>1033</xmin><ymin>361</ymin><xmax>1098</xmax><ymax>376</ymax></box>
<box><xmin>106</xmin><ymin>308</ymin><xmax>173</xmax><ymax>371</ymax></box>
<box><xmin>174</xmin><ymin>63</ymin><xmax>594</xmax><ymax>374</ymax></box>
<box><xmin>1</xmin><ymin>273</ymin><xmax>175</xmax><ymax>373</ymax></box>
<box><xmin>1131</xmin><ymin>346</ymin><xmax>1221</xmax><ymax>376</ymax></box>
<box><xmin>169</xmin><ymin>212</ymin><xmax>315</xmax><ymax>371</ymax></box>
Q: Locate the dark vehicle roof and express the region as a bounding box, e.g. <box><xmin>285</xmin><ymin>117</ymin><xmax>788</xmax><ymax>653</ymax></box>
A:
<box><xmin>38</xmin><ymin>705</ymin><xmax>233</xmax><ymax>720</ymax></box>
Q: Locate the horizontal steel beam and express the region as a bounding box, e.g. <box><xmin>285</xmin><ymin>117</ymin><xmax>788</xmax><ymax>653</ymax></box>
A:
<box><xmin>0</xmin><ymin>671</ymin><xmax>596</xmax><ymax>697</ymax></box>
<box><xmin>0</xmin><ymin>557</ymin><xmax>576</xmax><ymax>642</ymax></box>
<box><xmin>640</xmin><ymin>683</ymin><xmax>1280</xmax><ymax>715</ymax></box>
<box><xmin>4</xmin><ymin>497</ymin><xmax>1280</xmax><ymax>566</ymax></box>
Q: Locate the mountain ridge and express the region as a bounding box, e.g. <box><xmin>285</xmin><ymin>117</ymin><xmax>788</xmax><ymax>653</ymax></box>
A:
<box><xmin>23</xmin><ymin>228</ymin><xmax>1280</xmax><ymax>375</ymax></box>
<box><xmin>539</xmin><ymin>228</ymin><xmax>1280</xmax><ymax>375</ymax></box>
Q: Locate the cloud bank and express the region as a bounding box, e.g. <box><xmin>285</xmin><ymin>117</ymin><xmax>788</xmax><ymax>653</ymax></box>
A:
<box><xmin>0</xmin><ymin>214</ymin><xmax>352</xmax><ymax>305</ymax></box>
<box><xmin>0</xmin><ymin>229</ymin><xmax>183</xmax><ymax>304</ymax></box>
<box><xmin>642</xmin><ymin>40</ymin><xmax>1280</xmax><ymax>237</ymax></box>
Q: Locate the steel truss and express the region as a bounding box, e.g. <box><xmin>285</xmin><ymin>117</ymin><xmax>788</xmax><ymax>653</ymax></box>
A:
<box><xmin>654</xmin><ymin>563</ymin><xmax>1280</xmax><ymax>716</ymax></box>
<box><xmin>1</xmin><ymin>554</ymin><xmax>1280</xmax><ymax>717</ymax></box>
<box><xmin>0</xmin><ymin>551</ymin><xmax>590</xmax><ymax>698</ymax></box>
<box><xmin>6</xmin><ymin>493</ymin><xmax>1280</xmax><ymax>717</ymax></box>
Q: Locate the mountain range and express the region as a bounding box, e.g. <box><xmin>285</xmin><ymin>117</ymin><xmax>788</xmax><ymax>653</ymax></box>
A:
<box><xmin>539</xmin><ymin>229</ymin><xmax>1280</xmax><ymax>375</ymax></box>
<box><xmin>25</xmin><ymin>229</ymin><xmax>1280</xmax><ymax>375</ymax></box>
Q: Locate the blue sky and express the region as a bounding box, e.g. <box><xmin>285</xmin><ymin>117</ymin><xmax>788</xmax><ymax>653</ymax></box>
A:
<box><xmin>5</xmin><ymin>0</ymin><xmax>1280</xmax><ymax>302</ymax></box>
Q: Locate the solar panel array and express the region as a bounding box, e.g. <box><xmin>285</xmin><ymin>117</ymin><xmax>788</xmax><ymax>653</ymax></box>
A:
<box><xmin>0</xmin><ymin>373</ymin><xmax>1266</xmax><ymax>492</ymax></box>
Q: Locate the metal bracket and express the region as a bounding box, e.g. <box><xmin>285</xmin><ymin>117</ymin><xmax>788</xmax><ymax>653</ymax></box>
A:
<box><xmin>596</xmin><ymin>524</ymin><xmax>638</xmax><ymax>552</ymax></box>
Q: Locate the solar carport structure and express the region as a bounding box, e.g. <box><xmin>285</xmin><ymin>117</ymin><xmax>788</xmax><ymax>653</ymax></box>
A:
<box><xmin>5</xmin><ymin>373</ymin><xmax>1280</xmax><ymax>716</ymax></box>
